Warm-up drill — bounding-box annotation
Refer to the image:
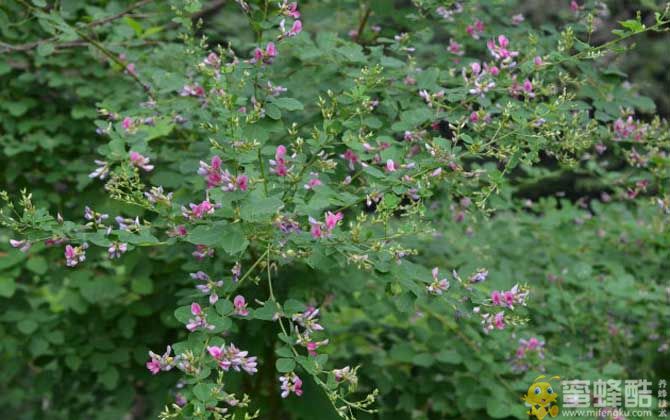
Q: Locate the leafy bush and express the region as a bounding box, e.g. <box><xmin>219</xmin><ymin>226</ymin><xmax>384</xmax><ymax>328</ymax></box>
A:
<box><xmin>1</xmin><ymin>0</ymin><xmax>669</xmax><ymax>419</ymax></box>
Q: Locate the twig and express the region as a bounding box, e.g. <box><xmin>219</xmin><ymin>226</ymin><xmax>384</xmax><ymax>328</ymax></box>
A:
<box><xmin>354</xmin><ymin>4</ymin><xmax>372</xmax><ymax>43</ymax></box>
<box><xmin>0</xmin><ymin>0</ymin><xmax>155</xmax><ymax>54</ymax></box>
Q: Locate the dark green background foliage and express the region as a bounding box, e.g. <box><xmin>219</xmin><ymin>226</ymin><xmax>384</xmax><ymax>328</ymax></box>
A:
<box><xmin>1</xmin><ymin>0</ymin><xmax>669</xmax><ymax>419</ymax></box>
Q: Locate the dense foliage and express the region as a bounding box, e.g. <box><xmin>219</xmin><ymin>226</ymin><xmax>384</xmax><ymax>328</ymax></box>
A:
<box><xmin>1</xmin><ymin>1</ymin><xmax>669</xmax><ymax>419</ymax></box>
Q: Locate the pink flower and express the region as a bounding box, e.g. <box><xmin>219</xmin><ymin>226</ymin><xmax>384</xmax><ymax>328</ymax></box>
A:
<box><xmin>146</xmin><ymin>346</ymin><xmax>174</xmax><ymax>374</ymax></box>
<box><xmin>309</xmin><ymin>217</ymin><xmax>324</xmax><ymax>239</ymax></box>
<box><xmin>494</xmin><ymin>312</ymin><xmax>505</xmax><ymax>329</ymax></box>
<box><xmin>279</xmin><ymin>372</ymin><xmax>303</xmax><ymax>398</ymax></box>
<box><xmin>304</xmin><ymin>339</ymin><xmax>329</xmax><ymax>356</ymax></box>
<box><xmin>427</xmin><ymin>267</ymin><xmax>450</xmax><ymax>295</ymax></box>
<box><xmin>386</xmin><ymin>159</ymin><xmax>396</xmax><ymax>172</ymax></box>
<box><xmin>207</xmin><ymin>343</ymin><xmax>258</xmax><ymax>374</ymax></box>
<box><xmin>180</xmin><ymin>84</ymin><xmax>205</xmax><ymax>97</ymax></box>
<box><xmin>324</xmin><ymin>211</ymin><xmax>343</xmax><ymax>231</ymax></box>
<box><xmin>253</xmin><ymin>42</ymin><xmax>278</xmax><ymax>64</ymax></box>
<box><xmin>290</xmin><ymin>20</ymin><xmax>302</xmax><ymax>35</ymax></box>
<box><xmin>570</xmin><ymin>1</ymin><xmax>581</xmax><ymax>13</ymax></box>
<box><xmin>487</xmin><ymin>34</ymin><xmax>519</xmax><ymax>67</ymax></box>
<box><xmin>10</xmin><ymin>239</ymin><xmax>31</xmax><ymax>253</ymax></box>
<box><xmin>270</xmin><ymin>145</ymin><xmax>290</xmax><ymax>176</ymax></box>
<box><xmin>266</xmin><ymin>42</ymin><xmax>277</xmax><ymax>57</ymax></box>
<box><xmin>186</xmin><ymin>302</ymin><xmax>214</xmax><ymax>331</ymax></box>
<box><xmin>447</xmin><ymin>38</ymin><xmax>464</xmax><ymax>55</ymax></box>
<box><xmin>198</xmin><ymin>155</ymin><xmax>224</xmax><ymax>188</ymax></box>
<box><xmin>122</xmin><ymin>117</ymin><xmax>133</xmax><ymax>131</ymax></box>
<box><xmin>522</xmin><ymin>79</ymin><xmax>535</xmax><ymax>97</ymax></box>
<box><xmin>292</xmin><ymin>306</ymin><xmax>324</xmax><ymax>333</ymax></box>
<box><xmin>490</xmin><ymin>291</ymin><xmax>503</xmax><ymax>306</ymax></box>
<box><xmin>146</xmin><ymin>359</ymin><xmax>161</xmax><ymax>374</ymax></box>
<box><xmin>182</xmin><ymin>200</ymin><xmax>216</xmax><ymax>219</ymax></box>
<box><xmin>282</xmin><ymin>1</ymin><xmax>300</xmax><ymax>18</ymax></box>
<box><xmin>253</xmin><ymin>48</ymin><xmax>263</xmax><ymax>62</ymax></box>
<box><xmin>203</xmin><ymin>52</ymin><xmax>221</xmax><ymax>68</ymax></box>
<box><xmin>304</xmin><ymin>173</ymin><xmax>322</xmax><ymax>190</ymax></box>
<box><xmin>511</xmin><ymin>13</ymin><xmax>525</xmax><ymax>25</ymax></box>
<box><xmin>466</xmin><ymin>20</ymin><xmax>485</xmax><ymax>39</ymax></box>
<box><xmin>534</xmin><ymin>56</ymin><xmax>544</xmax><ymax>66</ymax></box>
<box><xmin>207</xmin><ymin>345</ymin><xmax>223</xmax><ymax>359</ymax></box>
<box><xmin>233</xmin><ymin>295</ymin><xmax>249</xmax><ymax>316</ymax></box>
<box><xmin>237</xmin><ymin>174</ymin><xmax>249</xmax><ymax>191</ymax></box>
<box><xmin>341</xmin><ymin>149</ymin><xmax>360</xmax><ymax>170</ymax></box>
<box><xmin>64</xmin><ymin>243</ymin><xmax>88</xmax><ymax>267</ymax></box>
<box><xmin>108</xmin><ymin>242</ymin><xmax>128</xmax><ymax>259</ymax></box>
<box><xmin>469</xmin><ymin>111</ymin><xmax>479</xmax><ymax>123</ymax></box>
<box><xmin>192</xmin><ymin>244</ymin><xmax>214</xmax><ymax>260</ymax></box>
<box><xmin>129</xmin><ymin>151</ymin><xmax>154</xmax><ymax>172</ymax></box>
<box><xmin>486</xmin><ymin>64</ymin><xmax>500</xmax><ymax>76</ymax></box>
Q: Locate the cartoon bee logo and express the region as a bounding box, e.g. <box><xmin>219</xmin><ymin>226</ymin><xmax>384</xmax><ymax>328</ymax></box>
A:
<box><xmin>522</xmin><ymin>375</ymin><xmax>560</xmax><ymax>420</ymax></box>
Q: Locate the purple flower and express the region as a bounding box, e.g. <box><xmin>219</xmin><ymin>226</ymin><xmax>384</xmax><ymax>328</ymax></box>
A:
<box><xmin>292</xmin><ymin>306</ymin><xmax>324</xmax><ymax>333</ymax></box>
<box><xmin>269</xmin><ymin>145</ymin><xmax>290</xmax><ymax>176</ymax></box>
<box><xmin>207</xmin><ymin>343</ymin><xmax>258</xmax><ymax>374</ymax></box>
<box><xmin>10</xmin><ymin>239</ymin><xmax>31</xmax><ymax>253</ymax></box>
<box><xmin>233</xmin><ymin>295</ymin><xmax>249</xmax><ymax>316</ymax></box>
<box><xmin>64</xmin><ymin>243</ymin><xmax>88</xmax><ymax>267</ymax></box>
<box><xmin>129</xmin><ymin>151</ymin><xmax>154</xmax><ymax>172</ymax></box>
<box><xmin>279</xmin><ymin>372</ymin><xmax>303</xmax><ymax>398</ymax></box>
<box><xmin>186</xmin><ymin>302</ymin><xmax>214</xmax><ymax>332</ymax></box>
<box><xmin>88</xmin><ymin>160</ymin><xmax>110</xmax><ymax>179</ymax></box>
<box><xmin>108</xmin><ymin>242</ymin><xmax>128</xmax><ymax>259</ymax></box>
<box><xmin>146</xmin><ymin>346</ymin><xmax>174</xmax><ymax>374</ymax></box>
<box><xmin>182</xmin><ymin>200</ymin><xmax>216</xmax><ymax>220</ymax></box>
<box><xmin>192</xmin><ymin>271</ymin><xmax>223</xmax><ymax>304</ymax></box>
<box><xmin>193</xmin><ymin>245</ymin><xmax>214</xmax><ymax>260</ymax></box>
<box><xmin>427</xmin><ymin>267</ymin><xmax>450</xmax><ymax>295</ymax></box>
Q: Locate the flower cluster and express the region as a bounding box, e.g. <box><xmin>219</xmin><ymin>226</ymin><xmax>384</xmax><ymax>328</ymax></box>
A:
<box><xmin>198</xmin><ymin>155</ymin><xmax>249</xmax><ymax>191</ymax></box>
<box><xmin>279</xmin><ymin>372</ymin><xmax>303</xmax><ymax>398</ymax></box>
<box><xmin>309</xmin><ymin>211</ymin><xmax>343</xmax><ymax>239</ymax></box>
<box><xmin>426</xmin><ymin>267</ymin><xmax>449</xmax><ymax>295</ymax></box>
<box><xmin>192</xmin><ymin>271</ymin><xmax>223</xmax><ymax>304</ymax></box>
<box><xmin>64</xmin><ymin>243</ymin><xmax>88</xmax><ymax>267</ymax></box>
<box><xmin>490</xmin><ymin>284</ymin><xmax>529</xmax><ymax>309</ymax></box>
<box><xmin>207</xmin><ymin>343</ymin><xmax>258</xmax><ymax>374</ymax></box>
<box><xmin>186</xmin><ymin>302</ymin><xmax>215</xmax><ymax>332</ymax></box>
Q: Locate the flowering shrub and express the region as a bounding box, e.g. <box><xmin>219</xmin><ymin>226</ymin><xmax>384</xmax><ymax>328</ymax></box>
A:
<box><xmin>1</xmin><ymin>0</ymin><xmax>670</xmax><ymax>418</ymax></box>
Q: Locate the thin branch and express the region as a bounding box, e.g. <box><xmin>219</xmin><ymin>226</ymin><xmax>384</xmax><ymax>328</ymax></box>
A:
<box><xmin>0</xmin><ymin>0</ymin><xmax>155</xmax><ymax>54</ymax></box>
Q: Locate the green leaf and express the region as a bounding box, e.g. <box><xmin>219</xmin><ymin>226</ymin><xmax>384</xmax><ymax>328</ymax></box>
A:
<box><xmin>240</xmin><ymin>194</ymin><xmax>283</xmax><ymax>222</ymax></box>
<box><xmin>435</xmin><ymin>349</ymin><xmax>462</xmax><ymax>364</ymax></box>
<box><xmin>194</xmin><ymin>383</ymin><xmax>216</xmax><ymax>402</ymax></box>
<box><xmin>123</xmin><ymin>16</ymin><xmax>143</xmax><ymax>37</ymax></box>
<box><xmin>79</xmin><ymin>277</ymin><xmax>123</xmax><ymax>303</ymax></box>
<box><xmin>0</xmin><ymin>277</ymin><xmax>17</xmax><ymax>298</ymax></box>
<box><xmin>36</xmin><ymin>42</ymin><xmax>55</xmax><ymax>56</ymax></box>
<box><xmin>283</xmin><ymin>299</ymin><xmax>306</xmax><ymax>314</ymax></box>
<box><xmin>26</xmin><ymin>256</ymin><xmax>48</xmax><ymax>275</ymax></box>
<box><xmin>276</xmin><ymin>357</ymin><xmax>296</xmax><ymax>373</ymax></box>
<box><xmin>253</xmin><ymin>301</ymin><xmax>277</xmax><ymax>320</ymax></box>
<box><xmin>486</xmin><ymin>397</ymin><xmax>512</xmax><ymax>418</ymax></box>
<box><xmin>174</xmin><ymin>305</ymin><xmax>192</xmax><ymax>323</ymax></box>
<box><xmin>131</xmin><ymin>277</ymin><xmax>153</xmax><ymax>294</ymax></box>
<box><xmin>272</xmin><ymin>98</ymin><xmax>304</xmax><ymax>111</ymax></box>
<box><xmin>99</xmin><ymin>367</ymin><xmax>119</xmax><ymax>390</ymax></box>
<box><xmin>265</xmin><ymin>103</ymin><xmax>282</xmax><ymax>119</ymax></box>
<box><xmin>17</xmin><ymin>319</ymin><xmax>38</xmax><ymax>335</ymax></box>
<box><xmin>215</xmin><ymin>299</ymin><xmax>233</xmax><ymax>316</ymax></box>
<box><xmin>186</xmin><ymin>223</ymin><xmax>249</xmax><ymax>255</ymax></box>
